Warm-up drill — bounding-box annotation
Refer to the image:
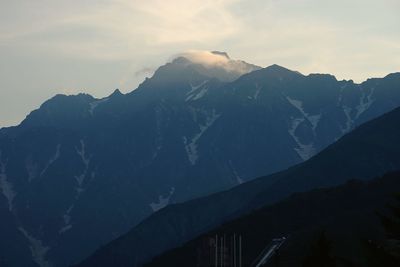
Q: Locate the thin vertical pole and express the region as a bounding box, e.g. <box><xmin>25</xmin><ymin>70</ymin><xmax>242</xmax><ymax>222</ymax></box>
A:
<box><xmin>221</xmin><ymin>237</ymin><xmax>223</xmax><ymax>267</ymax></box>
<box><xmin>234</xmin><ymin>234</ymin><xmax>236</xmax><ymax>267</ymax></box>
<box><xmin>216</xmin><ymin>235</ymin><xmax>218</xmax><ymax>267</ymax></box>
<box><xmin>239</xmin><ymin>235</ymin><xmax>242</xmax><ymax>267</ymax></box>
<box><xmin>222</xmin><ymin>235</ymin><xmax>225</xmax><ymax>267</ymax></box>
<box><xmin>221</xmin><ymin>236</ymin><xmax>223</xmax><ymax>267</ymax></box>
<box><xmin>231</xmin><ymin>236</ymin><xmax>233</xmax><ymax>267</ymax></box>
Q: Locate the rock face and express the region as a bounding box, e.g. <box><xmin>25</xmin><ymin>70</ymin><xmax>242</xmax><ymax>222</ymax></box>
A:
<box><xmin>0</xmin><ymin>52</ymin><xmax>400</xmax><ymax>266</ymax></box>
<box><xmin>78</xmin><ymin>97</ymin><xmax>400</xmax><ymax>267</ymax></box>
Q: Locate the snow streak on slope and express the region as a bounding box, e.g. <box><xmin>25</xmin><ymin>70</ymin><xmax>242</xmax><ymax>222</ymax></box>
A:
<box><xmin>342</xmin><ymin>106</ymin><xmax>354</xmax><ymax>134</ymax></box>
<box><xmin>40</xmin><ymin>144</ymin><xmax>61</xmax><ymax>177</ymax></box>
<box><xmin>186</xmin><ymin>81</ymin><xmax>208</xmax><ymax>101</ymax></box>
<box><xmin>308</xmin><ymin>114</ymin><xmax>321</xmax><ymax>132</ymax></box>
<box><xmin>192</xmin><ymin>87</ymin><xmax>208</xmax><ymax>101</ymax></box>
<box><xmin>355</xmin><ymin>87</ymin><xmax>375</xmax><ymax>119</ymax></box>
<box><xmin>26</xmin><ymin>157</ymin><xmax>38</xmax><ymax>182</ymax></box>
<box><xmin>59</xmin><ymin>205</ymin><xmax>74</xmax><ymax>234</ymax></box>
<box><xmin>286</xmin><ymin>96</ymin><xmax>321</xmax><ymax>131</ymax></box>
<box><xmin>229</xmin><ymin>160</ymin><xmax>243</xmax><ymax>185</ymax></box>
<box><xmin>75</xmin><ymin>140</ymin><xmax>91</xmax><ymax>189</ymax></box>
<box><xmin>19</xmin><ymin>227</ymin><xmax>51</xmax><ymax>267</ymax></box>
<box><xmin>287</xmin><ymin>117</ymin><xmax>315</xmax><ymax>160</ymax></box>
<box><xmin>286</xmin><ymin>97</ymin><xmax>320</xmax><ymax>160</ymax></box>
<box><xmin>60</xmin><ymin>140</ymin><xmax>91</xmax><ymax>234</ymax></box>
<box><xmin>150</xmin><ymin>187</ymin><xmax>175</xmax><ymax>212</ymax></box>
<box><xmin>0</xmin><ymin>152</ymin><xmax>16</xmax><ymax>211</ymax></box>
<box><xmin>253</xmin><ymin>83</ymin><xmax>262</xmax><ymax>100</ymax></box>
<box><xmin>340</xmin><ymin>88</ymin><xmax>375</xmax><ymax>134</ymax></box>
<box><xmin>183</xmin><ymin>110</ymin><xmax>221</xmax><ymax>165</ymax></box>
<box><xmin>294</xmin><ymin>143</ymin><xmax>315</xmax><ymax>161</ymax></box>
<box><xmin>89</xmin><ymin>98</ymin><xmax>109</xmax><ymax>114</ymax></box>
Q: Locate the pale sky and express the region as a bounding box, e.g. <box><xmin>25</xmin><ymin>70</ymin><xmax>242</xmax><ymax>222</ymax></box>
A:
<box><xmin>0</xmin><ymin>0</ymin><xmax>399</xmax><ymax>127</ymax></box>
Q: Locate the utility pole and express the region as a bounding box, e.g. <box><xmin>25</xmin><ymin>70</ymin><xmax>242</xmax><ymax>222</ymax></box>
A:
<box><xmin>239</xmin><ymin>235</ymin><xmax>242</xmax><ymax>267</ymax></box>
<box><xmin>223</xmin><ymin>235</ymin><xmax>226</xmax><ymax>267</ymax></box>
<box><xmin>234</xmin><ymin>233</ymin><xmax>236</xmax><ymax>267</ymax></box>
<box><xmin>215</xmin><ymin>234</ymin><xmax>218</xmax><ymax>267</ymax></box>
<box><xmin>220</xmin><ymin>236</ymin><xmax>223</xmax><ymax>267</ymax></box>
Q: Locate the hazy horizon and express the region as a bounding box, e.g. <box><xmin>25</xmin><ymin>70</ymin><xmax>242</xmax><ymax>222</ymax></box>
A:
<box><xmin>1</xmin><ymin>0</ymin><xmax>399</xmax><ymax>127</ymax></box>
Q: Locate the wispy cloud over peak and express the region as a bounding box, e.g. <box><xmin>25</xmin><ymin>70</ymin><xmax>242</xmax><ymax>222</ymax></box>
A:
<box><xmin>172</xmin><ymin>50</ymin><xmax>260</xmax><ymax>80</ymax></box>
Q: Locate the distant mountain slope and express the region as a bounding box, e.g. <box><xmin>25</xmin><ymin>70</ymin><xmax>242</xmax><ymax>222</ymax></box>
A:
<box><xmin>76</xmin><ymin>105</ymin><xmax>400</xmax><ymax>267</ymax></box>
<box><xmin>0</xmin><ymin>50</ymin><xmax>399</xmax><ymax>266</ymax></box>
<box><xmin>146</xmin><ymin>171</ymin><xmax>400</xmax><ymax>267</ymax></box>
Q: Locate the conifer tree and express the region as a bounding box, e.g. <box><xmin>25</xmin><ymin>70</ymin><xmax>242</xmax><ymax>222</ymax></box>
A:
<box><xmin>302</xmin><ymin>231</ymin><xmax>336</xmax><ymax>267</ymax></box>
<box><xmin>365</xmin><ymin>193</ymin><xmax>400</xmax><ymax>267</ymax></box>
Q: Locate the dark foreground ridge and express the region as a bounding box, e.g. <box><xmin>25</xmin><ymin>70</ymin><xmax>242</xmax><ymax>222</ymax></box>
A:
<box><xmin>146</xmin><ymin>171</ymin><xmax>400</xmax><ymax>267</ymax></box>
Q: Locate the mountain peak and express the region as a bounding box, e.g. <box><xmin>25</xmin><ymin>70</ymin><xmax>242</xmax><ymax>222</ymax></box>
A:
<box><xmin>154</xmin><ymin>50</ymin><xmax>261</xmax><ymax>82</ymax></box>
<box><xmin>110</xmin><ymin>88</ymin><xmax>123</xmax><ymax>97</ymax></box>
<box><xmin>238</xmin><ymin>64</ymin><xmax>302</xmax><ymax>83</ymax></box>
<box><xmin>171</xmin><ymin>56</ymin><xmax>191</xmax><ymax>65</ymax></box>
<box><xmin>262</xmin><ymin>64</ymin><xmax>303</xmax><ymax>78</ymax></box>
<box><xmin>384</xmin><ymin>72</ymin><xmax>400</xmax><ymax>79</ymax></box>
<box><xmin>264</xmin><ymin>64</ymin><xmax>295</xmax><ymax>72</ymax></box>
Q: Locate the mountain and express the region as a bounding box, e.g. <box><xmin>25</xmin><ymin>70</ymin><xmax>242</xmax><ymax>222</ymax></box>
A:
<box><xmin>145</xmin><ymin>171</ymin><xmax>400</xmax><ymax>267</ymax></box>
<box><xmin>0</xmin><ymin>51</ymin><xmax>400</xmax><ymax>266</ymax></box>
<box><xmin>170</xmin><ymin>50</ymin><xmax>261</xmax><ymax>82</ymax></box>
<box><xmin>76</xmin><ymin>104</ymin><xmax>400</xmax><ymax>267</ymax></box>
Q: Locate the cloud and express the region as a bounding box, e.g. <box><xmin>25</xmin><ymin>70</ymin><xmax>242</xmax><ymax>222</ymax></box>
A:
<box><xmin>135</xmin><ymin>67</ymin><xmax>156</xmax><ymax>77</ymax></box>
<box><xmin>175</xmin><ymin>50</ymin><xmax>230</xmax><ymax>66</ymax></box>
<box><xmin>1</xmin><ymin>0</ymin><xmax>399</xmax><ymax>126</ymax></box>
<box><xmin>0</xmin><ymin>0</ymin><xmax>241</xmax><ymax>60</ymax></box>
<box><xmin>173</xmin><ymin>50</ymin><xmax>260</xmax><ymax>78</ymax></box>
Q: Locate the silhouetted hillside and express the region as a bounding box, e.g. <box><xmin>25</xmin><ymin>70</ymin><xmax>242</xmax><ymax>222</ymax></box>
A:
<box><xmin>146</xmin><ymin>171</ymin><xmax>400</xmax><ymax>267</ymax></box>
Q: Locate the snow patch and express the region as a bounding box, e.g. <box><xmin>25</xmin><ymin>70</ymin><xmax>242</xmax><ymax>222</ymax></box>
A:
<box><xmin>308</xmin><ymin>114</ymin><xmax>321</xmax><ymax>132</ymax></box>
<box><xmin>355</xmin><ymin>87</ymin><xmax>375</xmax><ymax>119</ymax></box>
<box><xmin>288</xmin><ymin>117</ymin><xmax>315</xmax><ymax>161</ymax></box>
<box><xmin>192</xmin><ymin>87</ymin><xmax>208</xmax><ymax>101</ymax></box>
<box><xmin>186</xmin><ymin>81</ymin><xmax>208</xmax><ymax>101</ymax></box>
<box><xmin>228</xmin><ymin>160</ymin><xmax>243</xmax><ymax>184</ymax></box>
<box><xmin>74</xmin><ymin>140</ymin><xmax>91</xmax><ymax>188</ymax></box>
<box><xmin>183</xmin><ymin>110</ymin><xmax>221</xmax><ymax>165</ymax></box>
<box><xmin>26</xmin><ymin>157</ymin><xmax>38</xmax><ymax>182</ymax></box>
<box><xmin>59</xmin><ymin>205</ymin><xmax>74</xmax><ymax>234</ymax></box>
<box><xmin>341</xmin><ymin>106</ymin><xmax>354</xmax><ymax>134</ymax></box>
<box><xmin>286</xmin><ymin>96</ymin><xmax>321</xmax><ymax>132</ymax></box>
<box><xmin>59</xmin><ymin>224</ymin><xmax>72</xmax><ymax>234</ymax></box>
<box><xmin>19</xmin><ymin>227</ymin><xmax>51</xmax><ymax>267</ymax></box>
<box><xmin>0</xmin><ymin>152</ymin><xmax>16</xmax><ymax>211</ymax></box>
<box><xmin>337</xmin><ymin>84</ymin><xmax>346</xmax><ymax>106</ymax></box>
<box><xmin>89</xmin><ymin>98</ymin><xmax>109</xmax><ymax>115</ymax></box>
<box><xmin>188</xmin><ymin>80</ymin><xmax>208</xmax><ymax>94</ymax></box>
<box><xmin>339</xmin><ymin>87</ymin><xmax>374</xmax><ymax>134</ymax></box>
<box><xmin>253</xmin><ymin>83</ymin><xmax>262</xmax><ymax>100</ymax></box>
<box><xmin>286</xmin><ymin>97</ymin><xmax>304</xmax><ymax>115</ymax></box>
<box><xmin>150</xmin><ymin>187</ymin><xmax>175</xmax><ymax>212</ymax></box>
<box><xmin>286</xmin><ymin>96</ymin><xmax>320</xmax><ymax>160</ymax></box>
<box><xmin>40</xmin><ymin>144</ymin><xmax>61</xmax><ymax>177</ymax></box>
<box><xmin>59</xmin><ymin>140</ymin><xmax>91</xmax><ymax>233</ymax></box>
<box><xmin>294</xmin><ymin>143</ymin><xmax>316</xmax><ymax>161</ymax></box>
